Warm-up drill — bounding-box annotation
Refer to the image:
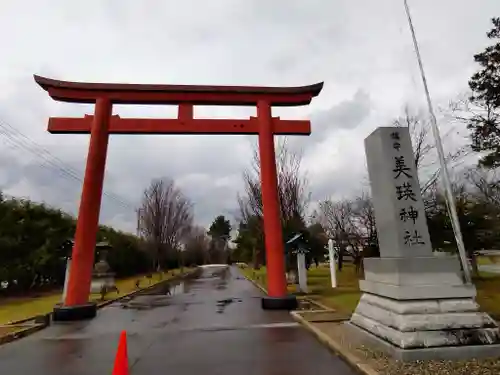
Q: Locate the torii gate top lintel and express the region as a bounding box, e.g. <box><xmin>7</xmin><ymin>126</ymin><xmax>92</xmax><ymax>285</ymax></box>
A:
<box><xmin>34</xmin><ymin>75</ymin><xmax>323</xmax><ymax>107</ymax></box>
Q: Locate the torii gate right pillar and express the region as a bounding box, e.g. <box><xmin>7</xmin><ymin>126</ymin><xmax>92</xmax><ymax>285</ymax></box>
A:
<box><xmin>257</xmin><ymin>101</ymin><xmax>292</xmax><ymax>309</ymax></box>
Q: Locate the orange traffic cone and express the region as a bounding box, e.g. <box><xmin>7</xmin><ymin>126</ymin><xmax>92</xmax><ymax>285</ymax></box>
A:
<box><xmin>112</xmin><ymin>330</ymin><xmax>129</xmax><ymax>375</ymax></box>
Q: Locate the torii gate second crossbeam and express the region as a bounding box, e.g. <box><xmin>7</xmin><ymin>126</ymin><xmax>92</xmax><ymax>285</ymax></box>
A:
<box><xmin>34</xmin><ymin>75</ymin><xmax>323</xmax><ymax>321</ymax></box>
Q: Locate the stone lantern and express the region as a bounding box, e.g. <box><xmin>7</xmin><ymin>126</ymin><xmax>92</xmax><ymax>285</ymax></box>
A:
<box><xmin>90</xmin><ymin>241</ymin><xmax>116</xmax><ymax>294</ymax></box>
<box><xmin>286</xmin><ymin>233</ymin><xmax>310</xmax><ymax>293</ymax></box>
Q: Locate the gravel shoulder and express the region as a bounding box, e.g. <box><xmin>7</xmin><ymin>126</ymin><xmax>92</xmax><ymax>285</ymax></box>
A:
<box><xmin>313</xmin><ymin>321</ymin><xmax>500</xmax><ymax>375</ymax></box>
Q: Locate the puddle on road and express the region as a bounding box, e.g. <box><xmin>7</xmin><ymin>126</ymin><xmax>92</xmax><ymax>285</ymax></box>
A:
<box><xmin>120</xmin><ymin>266</ymin><xmax>246</xmax><ymax>313</ymax></box>
<box><xmin>212</xmin><ymin>266</ymin><xmax>231</xmax><ymax>291</ymax></box>
<box><xmin>120</xmin><ymin>275</ymin><xmax>196</xmax><ymax>310</ymax></box>
<box><xmin>140</xmin><ymin>280</ymin><xmax>187</xmax><ymax>296</ymax></box>
<box><xmin>215</xmin><ymin>280</ymin><xmax>227</xmax><ymax>290</ymax></box>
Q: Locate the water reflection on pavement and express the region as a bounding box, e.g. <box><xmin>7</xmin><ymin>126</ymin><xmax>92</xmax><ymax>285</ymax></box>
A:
<box><xmin>0</xmin><ymin>265</ymin><xmax>355</xmax><ymax>375</ymax></box>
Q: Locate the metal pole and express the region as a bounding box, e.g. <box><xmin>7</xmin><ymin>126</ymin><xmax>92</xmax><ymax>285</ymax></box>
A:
<box><xmin>136</xmin><ymin>208</ymin><xmax>142</xmax><ymax>237</ymax></box>
<box><xmin>328</xmin><ymin>239</ymin><xmax>337</xmax><ymax>288</ymax></box>
<box><xmin>403</xmin><ymin>0</ymin><xmax>472</xmax><ymax>284</ymax></box>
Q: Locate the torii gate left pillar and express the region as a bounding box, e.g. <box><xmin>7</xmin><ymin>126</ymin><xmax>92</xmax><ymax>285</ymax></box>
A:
<box><xmin>35</xmin><ymin>75</ymin><xmax>323</xmax><ymax>321</ymax></box>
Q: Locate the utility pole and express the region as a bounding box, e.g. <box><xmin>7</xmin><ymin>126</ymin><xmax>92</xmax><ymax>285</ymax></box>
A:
<box><xmin>403</xmin><ymin>0</ymin><xmax>472</xmax><ymax>284</ymax></box>
<box><xmin>136</xmin><ymin>208</ymin><xmax>142</xmax><ymax>237</ymax></box>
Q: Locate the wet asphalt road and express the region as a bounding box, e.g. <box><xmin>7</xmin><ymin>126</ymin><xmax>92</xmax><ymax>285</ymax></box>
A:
<box><xmin>0</xmin><ymin>266</ymin><xmax>355</xmax><ymax>375</ymax></box>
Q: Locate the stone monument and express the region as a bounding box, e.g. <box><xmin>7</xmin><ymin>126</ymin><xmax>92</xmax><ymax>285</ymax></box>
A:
<box><xmin>348</xmin><ymin>127</ymin><xmax>500</xmax><ymax>361</ymax></box>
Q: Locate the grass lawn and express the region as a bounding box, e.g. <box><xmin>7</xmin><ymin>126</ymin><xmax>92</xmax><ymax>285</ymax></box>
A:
<box><xmin>307</xmin><ymin>265</ymin><xmax>361</xmax><ymax>314</ymax></box>
<box><xmin>239</xmin><ymin>264</ymin><xmax>360</xmax><ymax>312</ymax></box>
<box><xmin>474</xmin><ymin>271</ymin><xmax>500</xmax><ymax>319</ymax></box>
<box><xmin>240</xmin><ymin>267</ymin><xmax>267</xmax><ymax>289</ymax></box>
<box><xmin>0</xmin><ymin>269</ymin><xmax>191</xmax><ymax>325</ymax></box>
<box><xmin>239</xmin><ymin>266</ymin><xmax>297</xmax><ymax>294</ymax></box>
<box><xmin>240</xmin><ymin>262</ymin><xmax>500</xmax><ymax>317</ymax></box>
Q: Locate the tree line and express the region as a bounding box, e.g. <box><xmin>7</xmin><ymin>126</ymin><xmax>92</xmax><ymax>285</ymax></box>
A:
<box><xmin>136</xmin><ymin>177</ymin><xmax>232</xmax><ymax>271</ymax></box>
<box><xmin>0</xmin><ymin>192</ymin><xmax>150</xmax><ymax>295</ymax></box>
<box><xmin>232</xmin><ymin>17</ymin><xmax>500</xmax><ymax>278</ymax></box>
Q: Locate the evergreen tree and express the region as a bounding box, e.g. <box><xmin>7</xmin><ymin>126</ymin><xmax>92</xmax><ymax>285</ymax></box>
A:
<box><xmin>468</xmin><ymin>17</ymin><xmax>500</xmax><ymax>167</ymax></box>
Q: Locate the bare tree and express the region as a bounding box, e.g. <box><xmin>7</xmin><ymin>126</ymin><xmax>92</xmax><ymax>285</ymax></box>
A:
<box><xmin>393</xmin><ymin>106</ymin><xmax>469</xmax><ymax>195</ymax></box>
<box><xmin>239</xmin><ymin>139</ymin><xmax>310</xmax><ymax>223</ymax></box>
<box><xmin>237</xmin><ymin>139</ymin><xmax>310</xmax><ymax>267</ymax></box>
<box><xmin>355</xmin><ymin>107</ymin><xmax>468</xmax><ymax>215</ymax></box>
<box><xmin>139</xmin><ymin>178</ymin><xmax>193</xmax><ymax>270</ymax></box>
<box><xmin>352</xmin><ymin>192</ymin><xmax>378</xmax><ymax>257</ymax></box>
<box><xmin>184</xmin><ymin>225</ymin><xmax>210</xmax><ymax>266</ymax></box>
<box><xmin>317</xmin><ymin>198</ymin><xmax>364</xmax><ymax>274</ymax></box>
<box><xmin>465</xmin><ymin>166</ymin><xmax>500</xmax><ymax>209</ymax></box>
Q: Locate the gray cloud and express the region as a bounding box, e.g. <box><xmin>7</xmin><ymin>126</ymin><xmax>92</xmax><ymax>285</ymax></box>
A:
<box><xmin>312</xmin><ymin>90</ymin><xmax>372</xmax><ymax>133</ymax></box>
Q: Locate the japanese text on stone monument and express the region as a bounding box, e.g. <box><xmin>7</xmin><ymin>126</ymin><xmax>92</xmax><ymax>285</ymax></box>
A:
<box><xmin>390</xmin><ymin>130</ymin><xmax>425</xmax><ymax>247</ymax></box>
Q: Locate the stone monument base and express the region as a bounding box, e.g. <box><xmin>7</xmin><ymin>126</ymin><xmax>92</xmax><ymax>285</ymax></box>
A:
<box><xmin>349</xmin><ymin>293</ymin><xmax>500</xmax><ymax>361</ymax></box>
<box><xmin>360</xmin><ymin>256</ymin><xmax>477</xmax><ymax>300</ymax></box>
<box><xmin>346</xmin><ymin>322</ymin><xmax>500</xmax><ymax>361</ymax></box>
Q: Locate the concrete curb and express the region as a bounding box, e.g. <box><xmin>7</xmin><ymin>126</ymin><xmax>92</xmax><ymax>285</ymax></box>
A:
<box><xmin>240</xmin><ymin>271</ymin><xmax>268</xmax><ymax>295</ymax></box>
<box><xmin>304</xmin><ymin>299</ymin><xmax>334</xmax><ymax>311</ymax></box>
<box><xmin>0</xmin><ymin>323</ymin><xmax>48</xmax><ymax>347</ymax></box>
<box><xmin>298</xmin><ymin>310</ymin><xmax>351</xmax><ymax>323</ymax></box>
<box><xmin>291</xmin><ymin>311</ymin><xmax>380</xmax><ymax>375</ymax></box>
<box><xmin>299</xmin><ymin>298</ymin><xmax>334</xmax><ymax>311</ymax></box>
<box><xmin>7</xmin><ymin>315</ymin><xmax>41</xmax><ymax>326</ymax></box>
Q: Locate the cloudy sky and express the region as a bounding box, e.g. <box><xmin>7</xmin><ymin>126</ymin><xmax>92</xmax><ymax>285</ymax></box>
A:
<box><xmin>0</xmin><ymin>0</ymin><xmax>498</xmax><ymax>233</ymax></box>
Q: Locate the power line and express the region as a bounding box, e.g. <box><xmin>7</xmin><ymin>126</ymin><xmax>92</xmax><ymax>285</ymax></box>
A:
<box><xmin>0</xmin><ymin>118</ymin><xmax>136</xmax><ymax>211</ymax></box>
<box><xmin>0</xmin><ymin>121</ymin><xmax>134</xmax><ymax>209</ymax></box>
<box><xmin>0</xmin><ymin>125</ymin><xmax>134</xmax><ymax>210</ymax></box>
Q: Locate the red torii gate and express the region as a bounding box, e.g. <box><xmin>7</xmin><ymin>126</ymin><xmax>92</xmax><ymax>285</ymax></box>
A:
<box><xmin>34</xmin><ymin>75</ymin><xmax>323</xmax><ymax>320</ymax></box>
